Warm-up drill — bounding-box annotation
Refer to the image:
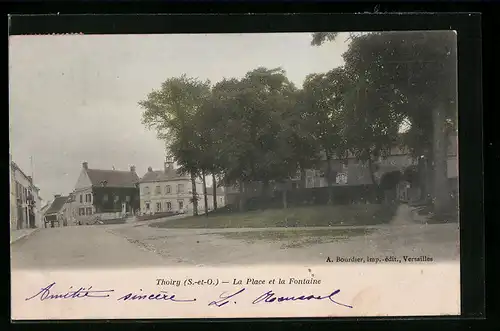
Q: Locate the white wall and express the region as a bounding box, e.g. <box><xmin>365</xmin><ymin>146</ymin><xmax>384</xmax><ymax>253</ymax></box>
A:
<box><xmin>139</xmin><ymin>179</ymin><xmax>217</xmax><ymax>215</ymax></box>
<box><xmin>11</xmin><ymin>166</ymin><xmax>34</xmax><ymax>229</ymax></box>
<box><xmin>74</xmin><ymin>169</ymin><xmax>92</xmax><ymax>190</ymax></box>
<box><xmin>447</xmin><ymin>156</ymin><xmax>458</xmax><ymax>178</ymax></box>
<box><xmin>72</xmin><ymin>188</ymin><xmax>94</xmax><ymax>223</ymax></box>
<box><xmin>32</xmin><ymin>189</ymin><xmax>43</xmax><ymax>228</ymax></box>
<box><xmin>10</xmin><ymin>165</ymin><xmax>17</xmax><ymax>230</ymax></box>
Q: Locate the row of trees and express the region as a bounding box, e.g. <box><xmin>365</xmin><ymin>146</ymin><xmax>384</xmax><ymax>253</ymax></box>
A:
<box><xmin>139</xmin><ymin>31</ymin><xmax>457</xmax><ymax>217</ymax></box>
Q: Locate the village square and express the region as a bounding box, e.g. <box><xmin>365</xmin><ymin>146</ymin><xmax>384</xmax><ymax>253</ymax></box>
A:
<box><xmin>10</xmin><ymin>31</ymin><xmax>459</xmax><ymax>269</ymax></box>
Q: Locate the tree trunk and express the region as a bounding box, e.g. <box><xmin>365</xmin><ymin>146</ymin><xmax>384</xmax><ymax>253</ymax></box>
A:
<box><xmin>262</xmin><ymin>180</ymin><xmax>271</xmax><ymax>198</ymax></box>
<box><xmin>417</xmin><ymin>156</ymin><xmax>427</xmax><ymax>201</ymax></box>
<box><xmin>325</xmin><ymin>151</ymin><xmax>333</xmax><ymax>204</ymax></box>
<box><xmin>417</xmin><ymin>152</ymin><xmax>433</xmax><ymax>202</ymax></box>
<box><xmin>367</xmin><ymin>155</ymin><xmax>381</xmax><ymax>203</ymax></box>
<box><xmin>201</xmin><ymin>171</ymin><xmax>209</xmax><ymax>217</ymax></box>
<box><xmin>432</xmin><ymin>104</ymin><xmax>450</xmax><ymax>217</ymax></box>
<box><xmin>282</xmin><ymin>187</ymin><xmax>288</xmax><ymax>209</ymax></box>
<box><xmin>300</xmin><ymin>166</ymin><xmax>307</xmax><ymax>189</ymax></box>
<box><xmin>238</xmin><ymin>180</ymin><xmax>246</xmax><ymax>212</ymax></box>
<box><xmin>190</xmin><ymin>171</ymin><xmax>198</xmax><ymax>216</ymax></box>
<box><xmin>212</xmin><ymin>173</ymin><xmax>217</xmax><ymax>210</ymax></box>
<box><xmin>367</xmin><ymin>156</ymin><xmax>378</xmax><ymax>186</ymax></box>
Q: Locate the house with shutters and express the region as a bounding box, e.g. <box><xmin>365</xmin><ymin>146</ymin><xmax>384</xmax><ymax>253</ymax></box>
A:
<box><xmin>70</xmin><ymin>162</ymin><xmax>140</xmax><ymax>223</ymax></box>
<box><xmin>138</xmin><ymin>159</ymin><xmax>225</xmax><ymax>215</ymax></box>
<box><xmin>10</xmin><ymin>155</ymin><xmax>43</xmax><ymax>230</ymax></box>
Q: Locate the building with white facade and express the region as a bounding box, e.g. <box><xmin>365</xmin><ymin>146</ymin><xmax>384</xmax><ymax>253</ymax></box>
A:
<box><xmin>69</xmin><ymin>162</ymin><xmax>140</xmax><ymax>224</ymax></box>
<box><xmin>138</xmin><ymin>159</ymin><xmax>225</xmax><ymax>215</ymax></box>
<box><xmin>10</xmin><ymin>155</ymin><xmax>43</xmax><ymax>230</ymax></box>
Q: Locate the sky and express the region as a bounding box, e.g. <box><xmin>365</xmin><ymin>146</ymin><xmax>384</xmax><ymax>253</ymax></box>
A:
<box><xmin>9</xmin><ymin>32</ymin><xmax>349</xmax><ymax>202</ymax></box>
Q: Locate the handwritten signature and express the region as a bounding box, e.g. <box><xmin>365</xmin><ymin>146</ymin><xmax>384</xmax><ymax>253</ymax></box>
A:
<box><xmin>252</xmin><ymin>289</ymin><xmax>353</xmax><ymax>308</ymax></box>
<box><xmin>208</xmin><ymin>288</ymin><xmax>246</xmax><ymax>307</ymax></box>
<box><xmin>25</xmin><ymin>283</ymin><xmax>352</xmax><ymax>308</ymax></box>
<box><xmin>25</xmin><ymin>282</ymin><xmax>114</xmax><ymax>301</ymax></box>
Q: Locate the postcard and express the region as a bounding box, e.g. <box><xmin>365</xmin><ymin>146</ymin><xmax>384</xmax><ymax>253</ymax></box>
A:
<box><xmin>9</xmin><ymin>30</ymin><xmax>460</xmax><ymax>320</ymax></box>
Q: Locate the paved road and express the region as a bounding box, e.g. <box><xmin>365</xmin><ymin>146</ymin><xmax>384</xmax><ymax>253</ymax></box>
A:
<box><xmin>11</xmin><ymin>219</ymin><xmax>460</xmax><ymax>269</ymax></box>
<box><xmin>109</xmin><ymin>222</ymin><xmax>460</xmax><ymax>266</ymax></box>
<box><xmin>10</xmin><ymin>226</ymin><xmax>167</xmax><ymax>270</ymax></box>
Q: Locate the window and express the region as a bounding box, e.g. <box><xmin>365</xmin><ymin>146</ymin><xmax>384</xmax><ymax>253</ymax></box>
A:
<box><xmin>79</xmin><ymin>208</ymin><xmax>85</xmax><ymax>216</ymax></box>
<box><xmin>125</xmin><ymin>196</ymin><xmax>130</xmax><ymax>202</ymax></box>
<box><xmin>145</xmin><ymin>202</ymin><xmax>150</xmax><ymax>210</ymax></box>
<box><xmin>156</xmin><ymin>202</ymin><xmax>162</xmax><ymax>212</ymax></box>
<box><xmin>85</xmin><ymin>193</ymin><xmax>92</xmax><ymax>203</ymax></box>
<box><xmin>177</xmin><ymin>184</ymin><xmax>184</xmax><ymax>194</ymax></box>
<box><xmin>166</xmin><ymin>185</ymin><xmax>171</xmax><ymax>194</ymax></box>
<box><xmin>86</xmin><ymin>207</ymin><xmax>92</xmax><ymax>215</ymax></box>
<box><xmin>80</xmin><ymin>194</ymin><xmax>83</xmax><ymax>203</ymax></box>
<box><xmin>155</xmin><ymin>186</ymin><xmax>161</xmax><ymax>195</ymax></box>
<box><xmin>114</xmin><ymin>195</ymin><xmax>119</xmax><ymax>202</ymax></box>
<box><xmin>178</xmin><ymin>200</ymin><xmax>184</xmax><ymax>210</ymax></box>
<box><xmin>143</xmin><ymin>186</ymin><xmax>150</xmax><ymax>195</ymax></box>
<box><xmin>103</xmin><ymin>194</ymin><xmax>109</xmax><ymax>202</ymax></box>
<box><xmin>166</xmin><ymin>201</ymin><xmax>172</xmax><ymax>211</ymax></box>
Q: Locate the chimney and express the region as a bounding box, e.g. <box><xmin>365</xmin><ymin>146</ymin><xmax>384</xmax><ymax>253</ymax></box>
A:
<box><xmin>54</xmin><ymin>194</ymin><xmax>61</xmax><ymax>199</ymax></box>
<box><xmin>130</xmin><ymin>165</ymin><xmax>136</xmax><ymax>173</ymax></box>
<box><xmin>148</xmin><ymin>166</ymin><xmax>153</xmax><ymax>172</ymax></box>
<box><xmin>82</xmin><ymin>162</ymin><xmax>88</xmax><ymax>170</ymax></box>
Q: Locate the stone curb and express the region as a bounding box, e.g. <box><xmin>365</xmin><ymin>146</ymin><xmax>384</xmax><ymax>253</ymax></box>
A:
<box><xmin>10</xmin><ymin>228</ymin><xmax>39</xmax><ymax>244</ymax></box>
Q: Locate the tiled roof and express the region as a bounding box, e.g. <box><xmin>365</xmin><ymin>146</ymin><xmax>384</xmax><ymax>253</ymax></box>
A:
<box><xmin>86</xmin><ymin>169</ymin><xmax>139</xmax><ymax>188</ymax></box>
<box><xmin>45</xmin><ymin>196</ymin><xmax>68</xmax><ymax>215</ymax></box>
<box><xmin>139</xmin><ymin>168</ymin><xmax>190</xmax><ymax>183</ymax></box>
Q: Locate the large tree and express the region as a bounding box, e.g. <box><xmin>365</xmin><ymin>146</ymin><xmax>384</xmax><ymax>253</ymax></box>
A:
<box><xmin>340</xmin><ymin>60</ymin><xmax>405</xmax><ymax>190</ymax></box>
<box><xmin>302</xmin><ymin>68</ymin><xmax>350</xmax><ymax>203</ymax></box>
<box><xmin>313</xmin><ymin>31</ymin><xmax>457</xmax><ymax>215</ymax></box>
<box><xmin>139</xmin><ymin>75</ymin><xmax>211</xmax><ymax>216</ymax></box>
<box><xmin>199</xmin><ymin>68</ymin><xmax>300</xmax><ymax>211</ymax></box>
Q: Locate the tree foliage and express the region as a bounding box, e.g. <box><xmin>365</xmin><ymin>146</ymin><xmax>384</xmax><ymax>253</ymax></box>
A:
<box><xmin>312</xmin><ymin>31</ymin><xmax>457</xmax><ymax>210</ymax></box>
<box><xmin>139</xmin><ymin>75</ymin><xmax>211</xmax><ymax>215</ymax></box>
<box><xmin>138</xmin><ymin>31</ymin><xmax>457</xmax><ymax>215</ymax></box>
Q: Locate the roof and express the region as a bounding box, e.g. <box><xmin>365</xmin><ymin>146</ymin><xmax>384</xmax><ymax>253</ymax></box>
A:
<box><xmin>139</xmin><ymin>168</ymin><xmax>190</xmax><ymax>184</ymax></box>
<box><xmin>40</xmin><ymin>202</ymin><xmax>51</xmax><ymax>212</ymax></box>
<box><xmin>86</xmin><ymin>169</ymin><xmax>139</xmax><ymax>188</ymax></box>
<box><xmin>11</xmin><ymin>161</ymin><xmax>33</xmax><ymax>184</ymax></box>
<box><xmin>45</xmin><ymin>196</ymin><xmax>68</xmax><ymax>215</ymax></box>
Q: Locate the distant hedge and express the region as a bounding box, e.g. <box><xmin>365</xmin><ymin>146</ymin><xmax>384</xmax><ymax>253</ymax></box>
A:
<box><xmin>222</xmin><ymin>185</ymin><xmax>382</xmax><ymax>212</ymax></box>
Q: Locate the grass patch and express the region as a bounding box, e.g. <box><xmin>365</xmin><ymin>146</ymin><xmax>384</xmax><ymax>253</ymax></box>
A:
<box><xmin>411</xmin><ymin>200</ymin><xmax>459</xmax><ymax>224</ymax></box>
<box><xmin>149</xmin><ymin>204</ymin><xmax>396</xmax><ymax>229</ymax></box>
<box><xmin>98</xmin><ymin>219</ymin><xmax>127</xmax><ymax>225</ymax></box>
<box><xmin>216</xmin><ymin>228</ymin><xmax>374</xmax><ymax>249</ymax></box>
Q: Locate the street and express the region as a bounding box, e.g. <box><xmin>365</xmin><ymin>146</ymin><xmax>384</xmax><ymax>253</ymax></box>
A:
<box><xmin>10</xmin><ymin>218</ymin><xmax>460</xmax><ymax>270</ymax></box>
